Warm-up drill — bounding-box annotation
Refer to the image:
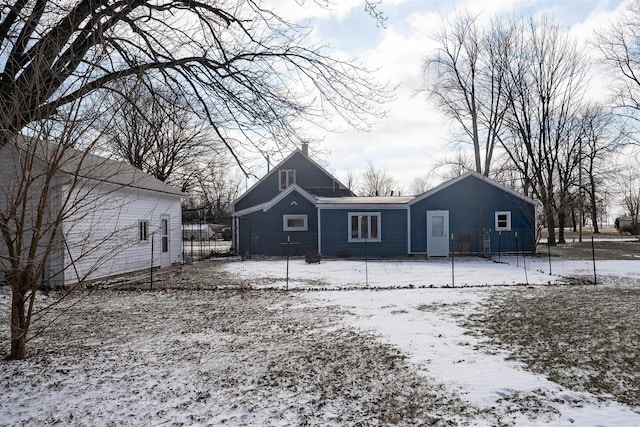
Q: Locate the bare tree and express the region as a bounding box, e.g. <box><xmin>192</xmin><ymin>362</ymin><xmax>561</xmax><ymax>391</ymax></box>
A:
<box><xmin>0</xmin><ymin>0</ymin><xmax>389</xmax><ymax>164</ymax></box>
<box><xmin>595</xmin><ymin>0</ymin><xmax>640</xmax><ymax>145</ymax></box>
<box><xmin>553</xmin><ymin>115</ymin><xmax>582</xmax><ymax>243</ymax></box>
<box><xmin>0</xmin><ymin>0</ymin><xmax>389</xmax><ymax>360</ymax></box>
<box><xmin>1</xmin><ymin>100</ymin><xmax>181</xmax><ymax>359</ymax></box>
<box><xmin>408</xmin><ymin>176</ymin><xmax>430</xmax><ymax>195</ymax></box>
<box><xmin>344</xmin><ymin>169</ymin><xmax>361</xmax><ymax>195</ymax></box>
<box><xmin>185</xmin><ymin>152</ymin><xmax>244</xmax><ymax>224</ymax></box>
<box><xmin>500</xmin><ymin>16</ymin><xmax>588</xmax><ymax>245</ymax></box>
<box><xmin>617</xmin><ymin>156</ymin><xmax>640</xmax><ymax>228</ymax></box>
<box><xmin>101</xmin><ymin>80</ymin><xmax>212</xmax><ymax>192</ymax></box>
<box><xmin>425</xmin><ymin>13</ymin><xmax>511</xmax><ymax>176</ymax></box>
<box><xmin>360</xmin><ymin>161</ymin><xmax>398</xmax><ymax>197</ymax></box>
<box><xmin>433</xmin><ymin>149</ymin><xmax>474</xmax><ymax>181</ymax></box>
<box><xmin>577</xmin><ymin>104</ymin><xmax>622</xmax><ymax>233</ymax></box>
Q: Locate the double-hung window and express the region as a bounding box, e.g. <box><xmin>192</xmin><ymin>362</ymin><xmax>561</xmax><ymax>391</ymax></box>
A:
<box><xmin>279</xmin><ymin>169</ymin><xmax>295</xmax><ymax>190</ymax></box>
<box><xmin>348</xmin><ymin>213</ymin><xmax>381</xmax><ymax>242</ymax></box>
<box><xmin>283</xmin><ymin>214</ymin><xmax>308</xmax><ymax>231</ymax></box>
<box><xmin>495</xmin><ymin>211</ymin><xmax>512</xmax><ymax>231</ymax></box>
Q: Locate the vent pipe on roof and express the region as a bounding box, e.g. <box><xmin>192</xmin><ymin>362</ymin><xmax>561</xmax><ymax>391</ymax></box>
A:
<box><xmin>301</xmin><ymin>142</ymin><xmax>309</xmax><ymax>156</ymax></box>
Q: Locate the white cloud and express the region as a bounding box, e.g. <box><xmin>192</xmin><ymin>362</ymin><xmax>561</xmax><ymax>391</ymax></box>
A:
<box><xmin>260</xmin><ymin>0</ymin><xmax>363</xmax><ymax>22</ymax></box>
<box><xmin>248</xmin><ymin>1</ymin><xmax>632</xmax><ymax>192</ymax></box>
<box><xmin>311</xmin><ymin>13</ymin><xmax>457</xmax><ymax>191</ymax></box>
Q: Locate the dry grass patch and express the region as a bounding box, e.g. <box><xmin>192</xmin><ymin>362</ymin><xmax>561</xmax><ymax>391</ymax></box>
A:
<box><xmin>0</xmin><ymin>287</ymin><xmax>489</xmax><ymax>426</ymax></box>
<box><xmin>466</xmin><ymin>277</ymin><xmax>640</xmax><ymax>407</ymax></box>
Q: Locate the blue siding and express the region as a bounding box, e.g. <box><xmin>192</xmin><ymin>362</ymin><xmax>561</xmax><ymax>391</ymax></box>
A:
<box><xmin>410</xmin><ymin>175</ymin><xmax>536</xmax><ymax>254</ymax></box>
<box><xmin>235</xmin><ymin>152</ymin><xmax>346</xmax><ymax>212</ymax></box>
<box><xmin>237</xmin><ymin>191</ymin><xmax>317</xmax><ymax>256</ymax></box>
<box><xmin>320</xmin><ymin>208</ymin><xmax>408</xmax><ymax>257</ymax></box>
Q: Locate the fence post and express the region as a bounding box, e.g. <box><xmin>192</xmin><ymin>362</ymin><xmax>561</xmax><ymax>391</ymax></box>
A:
<box><xmin>520</xmin><ymin>232</ymin><xmax>529</xmax><ymax>285</ymax></box>
<box><xmin>451</xmin><ymin>233</ymin><xmax>455</xmax><ymax>288</ymax></box>
<box><xmin>364</xmin><ymin>234</ymin><xmax>369</xmax><ymax>287</ymax></box>
<box><xmin>286</xmin><ymin>235</ymin><xmax>290</xmax><ymax>291</ymax></box>
<box><xmin>591</xmin><ymin>236</ymin><xmax>597</xmax><ymax>285</ymax></box>
<box><xmin>150</xmin><ymin>232</ymin><xmax>154</xmax><ymax>290</ymax></box>
<box><xmin>547</xmin><ymin>239</ymin><xmax>552</xmax><ymax>275</ymax></box>
<box><xmin>515</xmin><ymin>231</ymin><xmax>519</xmax><ymax>267</ymax></box>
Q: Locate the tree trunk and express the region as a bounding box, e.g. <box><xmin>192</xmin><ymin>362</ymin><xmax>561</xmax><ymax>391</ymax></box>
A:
<box><xmin>545</xmin><ymin>204</ymin><xmax>557</xmax><ymax>246</ymax></box>
<box><xmin>557</xmin><ymin>210</ymin><xmax>566</xmax><ymax>244</ymax></box>
<box><xmin>591</xmin><ymin>204</ymin><xmax>599</xmax><ymax>233</ymax></box>
<box><xmin>589</xmin><ymin>175</ymin><xmax>600</xmax><ymax>234</ymax></box>
<box><xmin>10</xmin><ymin>279</ymin><xmax>27</xmax><ymax>360</ymax></box>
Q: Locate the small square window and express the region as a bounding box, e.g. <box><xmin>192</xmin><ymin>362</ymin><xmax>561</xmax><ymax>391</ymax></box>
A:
<box><xmin>495</xmin><ymin>211</ymin><xmax>511</xmax><ymax>231</ymax></box>
<box><xmin>283</xmin><ymin>214</ymin><xmax>307</xmax><ymax>231</ymax></box>
<box><xmin>139</xmin><ymin>220</ymin><xmax>149</xmax><ymax>241</ymax></box>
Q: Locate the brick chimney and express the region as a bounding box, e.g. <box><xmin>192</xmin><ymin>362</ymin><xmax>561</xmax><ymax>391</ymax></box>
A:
<box><xmin>301</xmin><ymin>142</ymin><xmax>309</xmax><ymax>156</ymax></box>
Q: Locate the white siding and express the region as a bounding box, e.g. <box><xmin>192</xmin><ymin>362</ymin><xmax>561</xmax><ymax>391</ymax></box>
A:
<box><xmin>62</xmin><ymin>181</ymin><xmax>182</xmax><ymax>284</ymax></box>
<box><xmin>0</xmin><ymin>143</ymin><xmax>183</xmax><ymax>287</ymax></box>
<box><xmin>0</xmin><ymin>144</ymin><xmax>65</xmax><ymax>286</ymax></box>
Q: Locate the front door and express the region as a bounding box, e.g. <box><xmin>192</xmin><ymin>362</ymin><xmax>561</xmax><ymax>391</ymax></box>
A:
<box><xmin>427</xmin><ymin>211</ymin><xmax>449</xmax><ymax>257</ymax></box>
<box><xmin>159</xmin><ymin>215</ymin><xmax>171</xmax><ymax>267</ymax></box>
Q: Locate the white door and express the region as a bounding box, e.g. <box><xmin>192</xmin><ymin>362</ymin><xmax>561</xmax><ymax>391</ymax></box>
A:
<box><xmin>159</xmin><ymin>215</ymin><xmax>171</xmax><ymax>267</ymax></box>
<box><xmin>427</xmin><ymin>211</ymin><xmax>449</xmax><ymax>257</ymax></box>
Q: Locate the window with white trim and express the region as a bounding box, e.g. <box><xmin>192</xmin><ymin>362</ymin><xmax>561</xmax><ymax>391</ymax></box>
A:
<box><xmin>348</xmin><ymin>213</ymin><xmax>381</xmax><ymax>242</ymax></box>
<box><xmin>139</xmin><ymin>220</ymin><xmax>149</xmax><ymax>241</ymax></box>
<box><xmin>279</xmin><ymin>169</ymin><xmax>296</xmax><ymax>190</ymax></box>
<box><xmin>283</xmin><ymin>214</ymin><xmax>308</xmax><ymax>231</ymax></box>
<box><xmin>495</xmin><ymin>211</ymin><xmax>512</xmax><ymax>231</ymax></box>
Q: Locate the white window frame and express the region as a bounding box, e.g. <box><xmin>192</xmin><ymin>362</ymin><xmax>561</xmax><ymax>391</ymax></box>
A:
<box><xmin>279</xmin><ymin>169</ymin><xmax>296</xmax><ymax>190</ymax></box>
<box><xmin>139</xmin><ymin>220</ymin><xmax>149</xmax><ymax>242</ymax></box>
<box><xmin>495</xmin><ymin>211</ymin><xmax>512</xmax><ymax>231</ymax></box>
<box><xmin>283</xmin><ymin>214</ymin><xmax>308</xmax><ymax>231</ymax></box>
<box><xmin>348</xmin><ymin>212</ymin><xmax>381</xmax><ymax>242</ymax></box>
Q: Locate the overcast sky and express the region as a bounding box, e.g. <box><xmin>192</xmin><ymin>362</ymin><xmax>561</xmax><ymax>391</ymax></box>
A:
<box><xmin>255</xmin><ymin>0</ymin><xmax>628</xmax><ymax>193</ymax></box>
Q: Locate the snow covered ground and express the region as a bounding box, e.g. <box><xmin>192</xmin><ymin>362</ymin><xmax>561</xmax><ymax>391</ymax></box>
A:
<box><xmin>221</xmin><ymin>255</ymin><xmax>638</xmax><ymax>289</ymax></box>
<box><xmin>310</xmin><ymin>287</ymin><xmax>640</xmax><ymax>426</ymax></box>
<box><xmin>1</xmin><ymin>256</ymin><xmax>639</xmax><ymax>425</ymax></box>
<box><xmin>219</xmin><ymin>257</ymin><xmax>640</xmax><ymax>425</ymax></box>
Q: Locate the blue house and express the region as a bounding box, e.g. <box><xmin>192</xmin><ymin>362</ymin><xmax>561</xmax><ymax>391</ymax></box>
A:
<box><xmin>232</xmin><ymin>146</ymin><xmax>537</xmax><ymax>257</ymax></box>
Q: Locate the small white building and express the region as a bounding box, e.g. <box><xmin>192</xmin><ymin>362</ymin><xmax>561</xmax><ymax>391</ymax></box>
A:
<box><xmin>0</xmin><ymin>137</ymin><xmax>183</xmax><ymax>287</ymax></box>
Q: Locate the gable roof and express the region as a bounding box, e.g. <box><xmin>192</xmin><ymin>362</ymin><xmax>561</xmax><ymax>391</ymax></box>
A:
<box><xmin>234</xmin><ymin>184</ymin><xmax>317</xmax><ymax>216</ymax></box>
<box><xmin>14</xmin><ymin>135</ymin><xmax>183</xmax><ymax>197</ymax></box>
<box><xmin>409</xmin><ymin>171</ymin><xmax>536</xmax><ymax>206</ymax></box>
<box><xmin>232</xmin><ymin>149</ymin><xmax>352</xmax><ymax>208</ymax></box>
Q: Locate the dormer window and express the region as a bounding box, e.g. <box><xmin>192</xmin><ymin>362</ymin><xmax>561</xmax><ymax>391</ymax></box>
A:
<box><xmin>279</xmin><ymin>169</ymin><xmax>295</xmax><ymax>190</ymax></box>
